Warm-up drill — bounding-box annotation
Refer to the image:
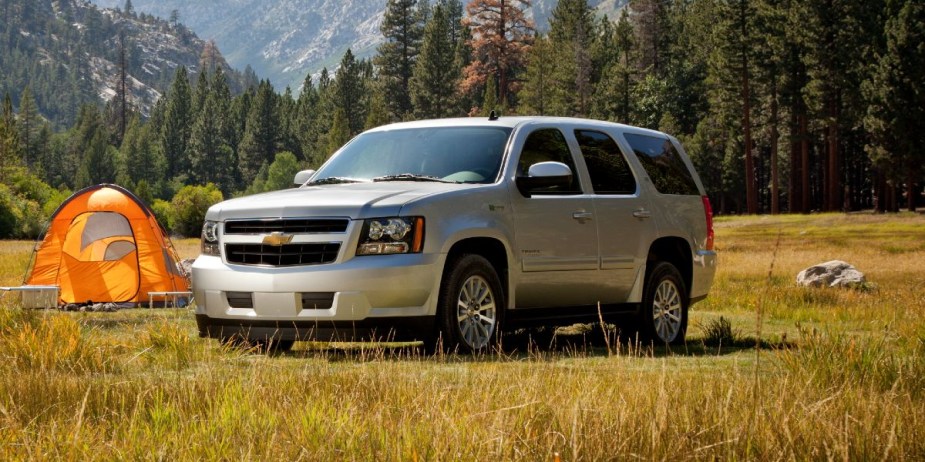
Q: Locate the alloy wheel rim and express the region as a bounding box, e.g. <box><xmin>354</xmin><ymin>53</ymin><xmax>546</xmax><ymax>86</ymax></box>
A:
<box><xmin>652</xmin><ymin>279</ymin><xmax>683</xmax><ymax>342</ymax></box>
<box><xmin>456</xmin><ymin>275</ymin><xmax>497</xmax><ymax>349</ymax></box>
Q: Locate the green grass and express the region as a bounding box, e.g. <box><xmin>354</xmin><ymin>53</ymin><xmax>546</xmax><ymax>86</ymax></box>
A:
<box><xmin>2</xmin><ymin>213</ymin><xmax>925</xmax><ymax>459</ymax></box>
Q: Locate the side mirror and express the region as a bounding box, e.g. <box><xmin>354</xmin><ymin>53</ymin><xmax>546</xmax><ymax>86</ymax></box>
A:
<box><xmin>515</xmin><ymin>161</ymin><xmax>573</xmax><ymax>197</ymax></box>
<box><xmin>293</xmin><ymin>169</ymin><xmax>316</xmax><ymax>186</ymax></box>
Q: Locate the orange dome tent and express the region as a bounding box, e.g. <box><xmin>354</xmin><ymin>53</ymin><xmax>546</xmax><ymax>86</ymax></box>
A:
<box><xmin>25</xmin><ymin>184</ymin><xmax>189</xmax><ymax>305</ymax></box>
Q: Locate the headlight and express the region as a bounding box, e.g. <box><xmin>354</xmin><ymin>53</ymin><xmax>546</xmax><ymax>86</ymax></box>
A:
<box><xmin>356</xmin><ymin>217</ymin><xmax>424</xmax><ymax>256</ymax></box>
<box><xmin>200</xmin><ymin>220</ymin><xmax>220</xmax><ymax>256</ymax></box>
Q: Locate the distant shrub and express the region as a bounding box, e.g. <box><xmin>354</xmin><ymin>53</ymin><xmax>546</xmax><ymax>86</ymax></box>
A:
<box><xmin>0</xmin><ymin>184</ymin><xmax>18</xmax><ymax>238</ymax></box>
<box><xmin>150</xmin><ymin>199</ymin><xmax>173</xmax><ymax>233</ymax></box>
<box><xmin>169</xmin><ymin>183</ymin><xmax>223</xmax><ymax>237</ymax></box>
<box><xmin>0</xmin><ymin>183</ymin><xmax>44</xmax><ymax>239</ymax></box>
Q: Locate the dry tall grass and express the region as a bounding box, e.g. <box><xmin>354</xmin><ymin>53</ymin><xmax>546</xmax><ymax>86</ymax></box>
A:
<box><xmin>1</xmin><ymin>213</ymin><xmax>924</xmax><ymax>460</ymax></box>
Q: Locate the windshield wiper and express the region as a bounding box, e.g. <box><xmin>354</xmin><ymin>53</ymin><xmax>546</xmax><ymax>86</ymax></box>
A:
<box><xmin>307</xmin><ymin>177</ymin><xmax>367</xmax><ymax>185</ymax></box>
<box><xmin>372</xmin><ymin>173</ymin><xmax>458</xmax><ymax>183</ymax></box>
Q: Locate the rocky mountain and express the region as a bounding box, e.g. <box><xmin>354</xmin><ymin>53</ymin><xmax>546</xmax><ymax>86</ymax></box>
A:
<box><xmin>0</xmin><ymin>0</ymin><xmax>242</xmax><ymax>126</ymax></box>
<box><xmin>88</xmin><ymin>0</ymin><xmax>627</xmax><ymax>92</ymax></box>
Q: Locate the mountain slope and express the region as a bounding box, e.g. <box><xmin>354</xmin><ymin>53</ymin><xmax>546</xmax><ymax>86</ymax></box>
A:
<box><xmin>89</xmin><ymin>0</ymin><xmax>627</xmax><ymax>92</ymax></box>
<box><xmin>0</xmin><ymin>0</ymin><xmax>241</xmax><ymax>126</ymax></box>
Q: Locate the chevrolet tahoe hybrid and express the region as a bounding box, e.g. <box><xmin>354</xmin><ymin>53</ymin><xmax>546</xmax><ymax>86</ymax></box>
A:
<box><xmin>191</xmin><ymin>116</ymin><xmax>717</xmax><ymax>352</ymax></box>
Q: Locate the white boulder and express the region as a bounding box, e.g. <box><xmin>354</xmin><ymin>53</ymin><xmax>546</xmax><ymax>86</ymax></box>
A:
<box><xmin>796</xmin><ymin>260</ymin><xmax>866</xmax><ymax>288</ymax></box>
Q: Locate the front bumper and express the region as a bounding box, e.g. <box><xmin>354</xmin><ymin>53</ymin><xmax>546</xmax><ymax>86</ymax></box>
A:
<box><xmin>191</xmin><ymin>252</ymin><xmax>442</xmax><ymax>340</ymax></box>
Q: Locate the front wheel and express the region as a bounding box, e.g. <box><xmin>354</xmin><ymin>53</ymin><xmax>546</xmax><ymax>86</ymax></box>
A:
<box><xmin>431</xmin><ymin>254</ymin><xmax>504</xmax><ymax>353</ymax></box>
<box><xmin>638</xmin><ymin>261</ymin><xmax>688</xmax><ymax>344</ymax></box>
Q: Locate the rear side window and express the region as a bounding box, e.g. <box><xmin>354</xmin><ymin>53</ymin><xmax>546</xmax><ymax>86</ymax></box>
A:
<box><xmin>624</xmin><ymin>133</ymin><xmax>699</xmax><ymax>195</ymax></box>
<box><xmin>518</xmin><ymin>128</ymin><xmax>581</xmax><ymax>194</ymax></box>
<box><xmin>575</xmin><ymin>130</ymin><xmax>637</xmax><ymax>195</ymax></box>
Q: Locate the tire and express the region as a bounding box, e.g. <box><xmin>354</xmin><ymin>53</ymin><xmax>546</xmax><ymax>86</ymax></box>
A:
<box><xmin>431</xmin><ymin>254</ymin><xmax>504</xmax><ymax>354</ymax></box>
<box><xmin>637</xmin><ymin>261</ymin><xmax>688</xmax><ymax>345</ymax></box>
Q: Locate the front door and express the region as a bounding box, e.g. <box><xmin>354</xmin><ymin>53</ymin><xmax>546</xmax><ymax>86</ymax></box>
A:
<box><xmin>509</xmin><ymin>127</ymin><xmax>600</xmax><ymax>308</ymax></box>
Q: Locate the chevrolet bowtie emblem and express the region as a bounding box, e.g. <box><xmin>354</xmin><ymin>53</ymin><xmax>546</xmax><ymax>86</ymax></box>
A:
<box><xmin>263</xmin><ymin>232</ymin><xmax>294</xmax><ymax>246</ymax></box>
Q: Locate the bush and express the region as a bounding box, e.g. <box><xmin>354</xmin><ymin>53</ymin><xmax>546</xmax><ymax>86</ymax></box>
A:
<box><xmin>150</xmin><ymin>199</ymin><xmax>173</xmax><ymax>234</ymax></box>
<box><xmin>169</xmin><ymin>183</ymin><xmax>223</xmax><ymax>237</ymax></box>
<box><xmin>0</xmin><ymin>184</ymin><xmax>18</xmax><ymax>238</ymax></box>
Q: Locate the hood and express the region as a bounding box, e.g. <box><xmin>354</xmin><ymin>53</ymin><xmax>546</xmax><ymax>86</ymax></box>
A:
<box><xmin>206</xmin><ymin>182</ymin><xmax>469</xmax><ymax>221</ymax></box>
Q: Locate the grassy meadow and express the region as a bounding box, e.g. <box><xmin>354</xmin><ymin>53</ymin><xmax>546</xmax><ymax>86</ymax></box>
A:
<box><xmin>1</xmin><ymin>213</ymin><xmax>924</xmax><ymax>460</ymax></box>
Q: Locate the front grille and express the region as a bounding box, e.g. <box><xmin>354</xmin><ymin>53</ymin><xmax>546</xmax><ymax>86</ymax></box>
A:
<box><xmin>225</xmin><ymin>243</ymin><xmax>340</xmax><ymax>266</ymax></box>
<box><xmin>225</xmin><ymin>219</ymin><xmax>348</xmax><ymax>234</ymax></box>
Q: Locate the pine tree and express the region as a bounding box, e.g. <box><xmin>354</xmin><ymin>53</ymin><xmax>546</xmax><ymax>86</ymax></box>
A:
<box><xmin>295</xmin><ymin>74</ymin><xmax>321</xmax><ymax>165</ymax></box>
<box><xmin>798</xmin><ymin>0</ymin><xmax>872</xmax><ymax>211</ymax></box>
<box><xmin>376</xmin><ymin>0</ymin><xmax>425</xmax><ymax>120</ymax></box>
<box><xmin>365</xmin><ymin>85</ymin><xmax>391</xmax><ymax>129</ymax></box>
<box><xmin>333</xmin><ymin>50</ymin><xmax>367</xmax><ymax>135</ymax></box>
<box><xmin>326</xmin><ymin>108</ymin><xmax>351</xmax><ymax>158</ymax></box>
<box><xmin>629</xmin><ymin>0</ymin><xmax>672</xmax><ymax>76</ymax></box>
<box><xmin>592</xmin><ymin>9</ymin><xmax>636</xmax><ymax>123</ymax></box>
<box><xmin>121</xmin><ymin>115</ymin><xmax>166</xmax><ymax>197</ymax></box>
<box><xmin>115</xmin><ymin>32</ymin><xmax>129</xmax><ymax>145</ymax></box>
<box><xmin>864</xmin><ymin>2</ymin><xmax>925</xmax><ymax>212</ymax></box>
<box><xmin>545</xmin><ymin>0</ymin><xmax>596</xmax><ymax>116</ymax></box>
<box><xmin>192</xmin><ymin>68</ymin><xmax>209</xmax><ymax>117</ymax></box>
<box><xmin>519</xmin><ymin>36</ymin><xmax>555</xmax><ymax>115</ymax></box>
<box><xmin>0</xmin><ymin>93</ymin><xmax>20</xmax><ymax>183</ymax></box>
<box><xmin>707</xmin><ymin>0</ymin><xmax>759</xmax><ymax>214</ymax></box>
<box><xmin>238</xmin><ymin>80</ymin><xmax>280</xmax><ymax>186</ymax></box>
<box><xmin>162</xmin><ymin>66</ymin><xmax>192</xmax><ymax>183</ymax></box>
<box><xmin>462</xmin><ymin>0</ymin><xmax>535</xmax><ymax>108</ymax></box>
<box><xmin>17</xmin><ymin>86</ymin><xmax>41</xmax><ymax>167</ymax></box>
<box><xmin>411</xmin><ymin>4</ymin><xmax>460</xmax><ymax>119</ymax></box>
<box><xmin>77</xmin><ymin>129</ymin><xmax>118</xmax><ymax>188</ymax></box>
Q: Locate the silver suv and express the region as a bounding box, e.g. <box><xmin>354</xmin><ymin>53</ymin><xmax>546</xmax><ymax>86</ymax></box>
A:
<box><xmin>192</xmin><ymin>116</ymin><xmax>717</xmax><ymax>352</ymax></box>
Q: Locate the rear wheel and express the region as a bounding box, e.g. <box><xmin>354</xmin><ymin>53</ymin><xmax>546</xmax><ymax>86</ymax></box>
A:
<box><xmin>431</xmin><ymin>254</ymin><xmax>504</xmax><ymax>353</ymax></box>
<box><xmin>637</xmin><ymin>261</ymin><xmax>688</xmax><ymax>344</ymax></box>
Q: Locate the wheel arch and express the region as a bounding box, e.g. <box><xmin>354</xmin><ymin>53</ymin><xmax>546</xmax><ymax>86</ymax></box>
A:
<box><xmin>647</xmin><ymin>237</ymin><xmax>693</xmax><ymax>298</ymax></box>
<box><xmin>443</xmin><ymin>237</ymin><xmax>510</xmax><ymax>307</ymax></box>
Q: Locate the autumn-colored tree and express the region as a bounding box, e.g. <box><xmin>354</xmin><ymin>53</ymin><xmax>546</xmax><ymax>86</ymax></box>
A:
<box><xmin>462</xmin><ymin>0</ymin><xmax>535</xmax><ymax>110</ymax></box>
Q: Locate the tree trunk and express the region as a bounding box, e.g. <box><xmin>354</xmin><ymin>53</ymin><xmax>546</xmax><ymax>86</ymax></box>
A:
<box><xmin>908</xmin><ymin>168</ymin><xmax>918</xmax><ymax>212</ymax></box>
<box><xmin>826</xmin><ymin>100</ymin><xmax>840</xmax><ymax>211</ymax></box>
<box><xmin>740</xmin><ymin>0</ymin><xmax>757</xmax><ymax>214</ymax></box>
<box><xmin>770</xmin><ymin>82</ymin><xmax>780</xmax><ymax>215</ymax></box>
<box><xmin>800</xmin><ymin>114</ymin><xmax>810</xmax><ymax>213</ymax></box>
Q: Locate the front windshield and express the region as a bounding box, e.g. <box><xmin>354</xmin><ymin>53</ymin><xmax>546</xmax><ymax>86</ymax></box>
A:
<box><xmin>310</xmin><ymin>126</ymin><xmax>513</xmax><ymax>184</ymax></box>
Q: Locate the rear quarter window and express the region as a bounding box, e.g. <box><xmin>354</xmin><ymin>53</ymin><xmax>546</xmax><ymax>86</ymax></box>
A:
<box><xmin>623</xmin><ymin>133</ymin><xmax>699</xmax><ymax>196</ymax></box>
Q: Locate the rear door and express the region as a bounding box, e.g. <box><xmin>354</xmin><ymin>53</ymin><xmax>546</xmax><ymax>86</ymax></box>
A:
<box><xmin>573</xmin><ymin>129</ymin><xmax>655</xmax><ymax>303</ymax></box>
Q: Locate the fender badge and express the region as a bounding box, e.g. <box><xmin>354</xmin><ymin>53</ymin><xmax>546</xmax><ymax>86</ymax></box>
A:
<box><xmin>263</xmin><ymin>232</ymin><xmax>293</xmax><ymax>246</ymax></box>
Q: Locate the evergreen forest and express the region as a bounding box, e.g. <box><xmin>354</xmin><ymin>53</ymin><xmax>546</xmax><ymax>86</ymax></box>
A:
<box><xmin>1</xmin><ymin>0</ymin><xmax>923</xmax><ymax>239</ymax></box>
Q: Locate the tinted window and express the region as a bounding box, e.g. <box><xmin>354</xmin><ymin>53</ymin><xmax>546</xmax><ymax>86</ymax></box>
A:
<box><xmin>624</xmin><ymin>133</ymin><xmax>699</xmax><ymax>195</ymax></box>
<box><xmin>575</xmin><ymin>130</ymin><xmax>637</xmax><ymax>195</ymax></box>
<box><xmin>518</xmin><ymin>129</ymin><xmax>581</xmax><ymax>194</ymax></box>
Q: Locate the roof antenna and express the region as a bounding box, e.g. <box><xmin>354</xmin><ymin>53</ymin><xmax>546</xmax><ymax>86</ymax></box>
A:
<box><xmin>488</xmin><ymin>110</ymin><xmax>499</xmax><ymax>121</ymax></box>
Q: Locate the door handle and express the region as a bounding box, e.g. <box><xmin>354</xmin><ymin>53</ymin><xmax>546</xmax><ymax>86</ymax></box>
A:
<box><xmin>572</xmin><ymin>211</ymin><xmax>593</xmax><ymax>222</ymax></box>
<box><xmin>632</xmin><ymin>208</ymin><xmax>652</xmax><ymax>219</ymax></box>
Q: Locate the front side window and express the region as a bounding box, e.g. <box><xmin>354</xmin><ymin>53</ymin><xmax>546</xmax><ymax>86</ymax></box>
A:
<box><xmin>624</xmin><ymin>133</ymin><xmax>699</xmax><ymax>195</ymax></box>
<box><xmin>575</xmin><ymin>130</ymin><xmax>637</xmax><ymax>195</ymax></box>
<box><xmin>517</xmin><ymin>128</ymin><xmax>581</xmax><ymax>194</ymax></box>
